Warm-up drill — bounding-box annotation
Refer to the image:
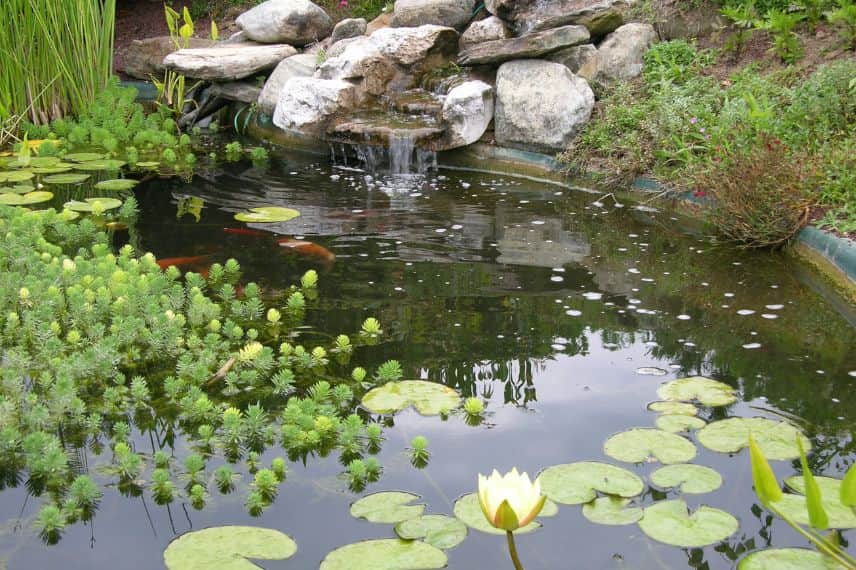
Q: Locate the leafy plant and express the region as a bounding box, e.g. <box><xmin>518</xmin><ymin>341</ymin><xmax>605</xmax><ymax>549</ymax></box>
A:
<box><xmin>827</xmin><ymin>0</ymin><xmax>856</xmax><ymax>49</ymax></box>
<box><xmin>154</xmin><ymin>6</ymin><xmax>201</xmax><ymax>118</ymax></box>
<box><xmin>409</xmin><ymin>436</ymin><xmax>430</xmax><ymax>468</ymax></box>
<box><xmin>721</xmin><ymin>2</ymin><xmax>761</xmax><ymax>57</ymax></box>
<box><xmin>759</xmin><ymin>10</ymin><xmax>805</xmax><ymax>63</ymax></box>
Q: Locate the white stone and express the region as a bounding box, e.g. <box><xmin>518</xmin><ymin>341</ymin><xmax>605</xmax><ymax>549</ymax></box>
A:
<box><xmin>258</xmin><ymin>53</ymin><xmax>317</xmax><ymax>114</ymax></box>
<box><xmin>592</xmin><ymin>23</ymin><xmax>658</xmax><ymax>83</ymax></box>
<box><xmin>440</xmin><ymin>80</ymin><xmax>494</xmax><ymax>149</ymax></box>
<box><xmin>163</xmin><ymin>44</ymin><xmax>297</xmax><ymax>81</ymax></box>
<box><xmin>331</xmin><ymin>18</ymin><xmax>368</xmax><ymax>43</ymax></box>
<box><xmin>392</xmin><ymin>0</ymin><xmax>475</xmax><ymax>29</ymax></box>
<box><xmin>273</xmin><ymin>77</ymin><xmax>357</xmax><ymax>134</ymax></box>
<box><xmin>459</xmin><ymin>16</ymin><xmax>510</xmax><ymax>48</ymax></box>
<box><xmin>316</xmin><ymin>37</ymin><xmax>396</xmax><ymax>96</ymax></box>
<box><xmin>369</xmin><ymin>24</ymin><xmax>458</xmax><ymax>67</ymax></box>
<box><xmin>236</xmin><ymin>0</ymin><xmax>333</xmax><ymax>46</ymax></box>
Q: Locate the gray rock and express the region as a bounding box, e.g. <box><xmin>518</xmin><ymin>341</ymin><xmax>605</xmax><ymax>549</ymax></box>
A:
<box><xmin>440</xmin><ymin>80</ymin><xmax>494</xmax><ymax>149</ymax></box>
<box><xmin>316</xmin><ymin>37</ymin><xmax>398</xmax><ymax>97</ymax></box>
<box><xmin>236</xmin><ymin>0</ymin><xmax>333</xmax><ymax>46</ymax></box>
<box><xmin>258</xmin><ymin>53</ymin><xmax>317</xmax><ymax>113</ymax></box>
<box><xmin>326</xmin><ymin>36</ymin><xmax>362</xmax><ymax>59</ymax></box>
<box><xmin>458</xmin><ymin>24</ymin><xmax>589</xmax><ymax>66</ymax></box>
<box><xmin>273</xmin><ymin>77</ymin><xmax>358</xmax><ymax>134</ymax></box>
<box><xmin>484</xmin><ymin>0</ymin><xmax>524</xmax><ymax>20</ymax></box>
<box><xmin>547</xmin><ymin>43</ymin><xmax>598</xmax><ymax>78</ymax></box>
<box><xmin>459</xmin><ymin>16</ymin><xmax>510</xmax><ymax>48</ymax></box>
<box><xmin>494</xmin><ymin>60</ymin><xmax>594</xmax><ymax>152</ymax></box>
<box><xmin>163</xmin><ymin>44</ymin><xmax>298</xmax><ymax>81</ymax></box>
<box><xmin>208</xmin><ymin>82</ymin><xmax>262</xmax><ymax>103</ymax></box>
<box><xmin>121</xmin><ymin>36</ymin><xmax>213</xmax><ymax>80</ymax></box>
<box><xmin>652</xmin><ymin>0</ymin><xmax>726</xmax><ymax>40</ymax></box>
<box><xmin>331</xmin><ymin>18</ymin><xmax>367</xmax><ymax>43</ymax></box>
<box><xmin>512</xmin><ymin>0</ymin><xmax>630</xmax><ymax>37</ymax></box>
<box><xmin>392</xmin><ymin>0</ymin><xmax>475</xmax><ymax>29</ymax></box>
<box><xmin>369</xmin><ymin>24</ymin><xmax>459</xmax><ymax>67</ymax></box>
<box><xmin>592</xmin><ymin>23</ymin><xmax>657</xmax><ymax>84</ymax></box>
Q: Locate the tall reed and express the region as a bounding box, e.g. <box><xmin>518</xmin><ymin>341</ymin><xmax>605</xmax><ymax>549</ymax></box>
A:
<box><xmin>0</xmin><ymin>0</ymin><xmax>116</xmax><ymax>126</ymax></box>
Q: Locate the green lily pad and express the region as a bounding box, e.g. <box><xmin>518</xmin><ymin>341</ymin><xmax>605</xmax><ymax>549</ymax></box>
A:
<box><xmin>43</xmin><ymin>173</ymin><xmax>91</xmax><ymax>185</ymax></box>
<box><xmin>2</xmin><ymin>183</ymin><xmax>35</xmax><ymax>194</ymax></box>
<box><xmin>28</xmin><ymin>156</ymin><xmax>60</xmax><ymax>167</ymax></box>
<box><xmin>697</xmin><ymin>417</ymin><xmax>810</xmax><ymax>460</ymax></box>
<box><xmin>738</xmin><ymin>548</ymin><xmax>846</xmax><ymax>569</ymax></box>
<box><xmin>650</xmin><ymin>464</ymin><xmax>723</xmax><ymax>494</ymax></box>
<box><xmin>655</xmin><ymin>414</ymin><xmax>707</xmax><ymax>433</ymax></box>
<box><xmin>394</xmin><ymin>515</ymin><xmax>468</xmax><ymax>549</ymax></box>
<box><xmin>163</xmin><ymin>526</ymin><xmax>297</xmax><ymax>570</ymax></box>
<box><xmin>647</xmin><ymin>401</ymin><xmax>699</xmax><ymax>416</ymax></box>
<box><xmin>657</xmin><ymin>377</ymin><xmax>738</xmax><ymax>407</ymax></box>
<box><xmin>63</xmin><ymin>152</ymin><xmax>104</xmax><ymax>162</ymax></box>
<box><xmin>95</xmin><ymin>179</ymin><xmax>139</xmax><ymax>191</ymax></box>
<box><xmin>31</xmin><ymin>208</ymin><xmax>80</xmax><ymax>221</ymax></box>
<box><xmin>604</xmin><ymin>428</ymin><xmax>696</xmax><ymax>464</ymax></box>
<box><xmin>638</xmin><ymin>500</ymin><xmax>739</xmax><ymax>548</ymax></box>
<box><xmin>539</xmin><ymin>461</ymin><xmax>644</xmax><ymax>505</ymax></box>
<box><xmin>361</xmin><ymin>381</ymin><xmax>461</xmax><ymax>416</ymax></box>
<box><xmin>0</xmin><ymin>170</ymin><xmax>34</xmax><ymax>183</ymax></box>
<box><xmin>776</xmin><ymin>476</ymin><xmax>856</xmax><ymax>529</ymax></box>
<box><xmin>320</xmin><ymin>539</ymin><xmax>447</xmax><ymax>570</ymax></box>
<box><xmin>582</xmin><ymin>497</ymin><xmax>643</xmax><ymax>526</ymax></box>
<box><xmin>135</xmin><ymin>161</ymin><xmax>161</xmax><ymax>168</ymax></box>
<box><xmin>350</xmin><ymin>492</ymin><xmax>425</xmax><ymax>524</ymax></box>
<box><xmin>0</xmin><ymin>191</ymin><xmax>54</xmax><ymax>205</ymax></box>
<box><xmin>64</xmin><ymin>198</ymin><xmax>123</xmax><ymax>212</ymax></box>
<box><xmin>73</xmin><ymin>159</ymin><xmax>126</xmax><ymax>171</ymax></box>
<box><xmin>31</xmin><ymin>166</ymin><xmax>73</xmax><ymax>174</ymax></box>
<box><xmin>234</xmin><ymin>206</ymin><xmax>301</xmax><ymax>224</ymax></box>
<box><xmin>453</xmin><ymin>493</ymin><xmax>543</xmax><ymax>535</ymax></box>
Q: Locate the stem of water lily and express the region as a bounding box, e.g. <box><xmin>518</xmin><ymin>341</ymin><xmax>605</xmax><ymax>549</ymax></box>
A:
<box><xmin>506</xmin><ymin>531</ymin><xmax>524</xmax><ymax>570</ymax></box>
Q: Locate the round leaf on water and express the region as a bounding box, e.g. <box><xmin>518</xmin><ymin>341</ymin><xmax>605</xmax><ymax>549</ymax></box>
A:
<box><xmin>43</xmin><ymin>173</ymin><xmax>91</xmax><ymax>185</ymax></box>
<box><xmin>647</xmin><ymin>401</ymin><xmax>699</xmax><ymax>416</ymax></box>
<box><xmin>539</xmin><ymin>461</ymin><xmax>644</xmax><ymax>505</ymax></box>
<box><xmin>320</xmin><ymin>539</ymin><xmax>447</xmax><ymax>570</ymax></box>
<box><xmin>453</xmin><ymin>493</ymin><xmax>542</xmax><ymax>535</ymax></box>
<box><xmin>27</xmin><ymin>156</ymin><xmax>61</xmax><ymax>168</ymax></box>
<box><xmin>776</xmin><ymin>476</ymin><xmax>856</xmax><ymax>529</ymax></box>
<box><xmin>0</xmin><ymin>170</ymin><xmax>34</xmax><ymax>183</ymax></box>
<box><xmin>651</xmin><ymin>464</ymin><xmax>723</xmax><ymax>494</ymax></box>
<box><xmin>655</xmin><ymin>414</ymin><xmax>706</xmax><ymax>433</ymax></box>
<box><xmin>582</xmin><ymin>497</ymin><xmax>643</xmax><ymax>526</ymax></box>
<box><xmin>63</xmin><ymin>152</ymin><xmax>105</xmax><ymax>162</ymax></box>
<box><xmin>0</xmin><ymin>191</ymin><xmax>53</xmax><ymax>205</ymax></box>
<box><xmin>362</xmin><ymin>381</ymin><xmax>461</xmax><ymax>416</ymax></box>
<box><xmin>350</xmin><ymin>492</ymin><xmax>425</xmax><ymax>524</ymax></box>
<box><xmin>31</xmin><ymin>208</ymin><xmax>80</xmax><ymax>221</ymax></box>
<box><xmin>3</xmin><ymin>183</ymin><xmax>35</xmax><ymax>194</ymax></box>
<box><xmin>394</xmin><ymin>515</ymin><xmax>467</xmax><ymax>549</ymax></box>
<box><xmin>738</xmin><ymin>548</ymin><xmax>846</xmax><ymax>569</ymax></box>
<box><xmin>234</xmin><ymin>206</ymin><xmax>301</xmax><ymax>224</ymax></box>
<box><xmin>163</xmin><ymin>526</ymin><xmax>297</xmax><ymax>570</ymax></box>
<box><xmin>657</xmin><ymin>377</ymin><xmax>738</xmax><ymax>407</ymax></box>
<box><xmin>135</xmin><ymin>161</ymin><xmax>161</xmax><ymax>168</ymax></box>
<box><xmin>95</xmin><ymin>179</ymin><xmax>139</xmax><ymax>191</ymax></box>
<box><xmin>64</xmin><ymin>198</ymin><xmax>123</xmax><ymax>212</ymax></box>
<box><xmin>638</xmin><ymin>500</ymin><xmax>738</xmax><ymax>548</ymax></box>
<box><xmin>697</xmin><ymin>418</ymin><xmax>810</xmax><ymax>460</ymax></box>
<box><xmin>604</xmin><ymin>428</ymin><xmax>696</xmax><ymax>464</ymax></box>
<box><xmin>73</xmin><ymin>159</ymin><xmax>126</xmax><ymax>171</ymax></box>
<box><xmin>31</xmin><ymin>166</ymin><xmax>73</xmax><ymax>174</ymax></box>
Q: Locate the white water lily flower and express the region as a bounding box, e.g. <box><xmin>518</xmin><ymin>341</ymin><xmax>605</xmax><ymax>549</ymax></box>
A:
<box><xmin>477</xmin><ymin>468</ymin><xmax>546</xmax><ymax>531</ymax></box>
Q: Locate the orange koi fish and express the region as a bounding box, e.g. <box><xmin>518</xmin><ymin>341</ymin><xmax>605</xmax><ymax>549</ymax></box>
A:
<box><xmin>223</xmin><ymin>227</ymin><xmax>271</xmax><ymax>238</ymax></box>
<box><xmin>277</xmin><ymin>239</ymin><xmax>336</xmax><ymax>263</ymax></box>
<box><xmin>156</xmin><ymin>255</ymin><xmax>212</xmax><ymax>270</ymax></box>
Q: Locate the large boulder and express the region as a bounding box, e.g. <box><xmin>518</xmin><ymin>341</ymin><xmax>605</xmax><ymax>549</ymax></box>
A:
<box><xmin>547</xmin><ymin>44</ymin><xmax>598</xmax><ymax>78</ymax></box>
<box><xmin>494</xmin><ymin>60</ymin><xmax>594</xmax><ymax>152</ymax></box>
<box><xmin>458</xmin><ymin>24</ymin><xmax>589</xmax><ymax>66</ymax></box>
<box><xmin>163</xmin><ymin>44</ymin><xmax>297</xmax><ymax>81</ymax></box>
<box><xmin>651</xmin><ymin>0</ymin><xmax>727</xmax><ymax>39</ymax></box>
<box><xmin>208</xmin><ymin>82</ymin><xmax>262</xmax><ymax>104</ymax></box>
<box><xmin>236</xmin><ymin>0</ymin><xmax>333</xmax><ymax>46</ymax></box>
<box><xmin>273</xmin><ymin>77</ymin><xmax>357</xmax><ymax>134</ymax></box>
<box><xmin>369</xmin><ymin>25</ymin><xmax>459</xmax><ymax>67</ymax></box>
<box><xmin>484</xmin><ymin>0</ymin><xmax>524</xmax><ymax>20</ymax></box>
<box><xmin>258</xmin><ymin>53</ymin><xmax>317</xmax><ymax>113</ymax></box>
<box><xmin>591</xmin><ymin>23</ymin><xmax>657</xmax><ymax>84</ymax></box>
<box><xmin>459</xmin><ymin>16</ymin><xmax>510</xmax><ymax>48</ymax></box>
<box><xmin>121</xmin><ymin>36</ymin><xmax>213</xmax><ymax>80</ymax></box>
<box><xmin>331</xmin><ymin>18</ymin><xmax>368</xmax><ymax>43</ymax></box>
<box><xmin>391</xmin><ymin>0</ymin><xmax>476</xmax><ymax>29</ymax></box>
<box><xmin>512</xmin><ymin>0</ymin><xmax>629</xmax><ymax>37</ymax></box>
<box><xmin>316</xmin><ymin>37</ymin><xmax>398</xmax><ymax>97</ymax></box>
<box><xmin>439</xmin><ymin>80</ymin><xmax>494</xmax><ymax>149</ymax></box>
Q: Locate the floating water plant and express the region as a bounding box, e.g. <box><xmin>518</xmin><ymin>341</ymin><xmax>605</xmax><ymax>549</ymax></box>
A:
<box><xmin>538</xmin><ymin>461</ymin><xmax>644</xmax><ymax>505</ymax></box>
<box><xmin>582</xmin><ymin>497</ymin><xmax>643</xmax><ymax>526</ymax></box>
<box><xmin>320</xmin><ymin>539</ymin><xmax>447</xmax><ymax>570</ymax></box>
<box><xmin>233</xmin><ymin>206</ymin><xmax>300</xmax><ymax>224</ymax></box>
<box><xmin>394</xmin><ymin>515</ymin><xmax>468</xmax><ymax>549</ymax></box>
<box><xmin>94</xmin><ymin>179</ymin><xmax>139</xmax><ymax>191</ymax></box>
<box><xmin>350</xmin><ymin>491</ymin><xmax>425</xmax><ymax>524</ymax></box>
<box><xmin>657</xmin><ymin>376</ymin><xmax>738</xmax><ymax>407</ymax></box>
<box><xmin>409</xmin><ymin>436</ymin><xmax>430</xmax><ymax>468</ymax></box>
<box><xmin>650</xmin><ymin>464</ymin><xmax>723</xmax><ymax>494</ymax></box>
<box><xmin>603</xmin><ymin>428</ymin><xmax>697</xmax><ymax>464</ymax></box>
<box><xmin>698</xmin><ymin>417</ymin><xmax>810</xmax><ymax>460</ymax></box>
<box><xmin>361</xmin><ymin>381</ymin><xmax>461</xmax><ymax>416</ymax></box>
<box><xmin>163</xmin><ymin>526</ymin><xmax>297</xmax><ymax>570</ymax></box>
<box><xmin>638</xmin><ymin>499</ymin><xmax>739</xmax><ymax>547</ymax></box>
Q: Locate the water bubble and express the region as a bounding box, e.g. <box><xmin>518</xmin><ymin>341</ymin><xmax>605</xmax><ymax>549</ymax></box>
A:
<box><xmin>742</xmin><ymin>342</ymin><xmax>762</xmax><ymax>349</ymax></box>
<box><xmin>761</xmin><ymin>314</ymin><xmax>778</xmax><ymax>320</ymax></box>
<box><xmin>582</xmin><ymin>292</ymin><xmax>603</xmax><ymax>300</ymax></box>
<box><xmin>765</xmin><ymin>304</ymin><xmax>784</xmax><ymax>310</ymax></box>
<box><xmin>676</xmin><ymin>314</ymin><xmax>691</xmax><ymax>320</ymax></box>
<box><xmin>737</xmin><ymin>309</ymin><xmax>755</xmax><ymax>316</ymax></box>
<box><xmin>628</xmin><ymin>268</ymin><xmax>640</xmax><ymax>274</ymax></box>
<box><xmin>532</xmin><ymin>220</ymin><xmax>545</xmax><ymax>225</ymax></box>
<box><xmin>565</xmin><ymin>309</ymin><xmax>582</xmax><ymax>317</ymax></box>
<box><xmin>434</xmin><ymin>228</ymin><xmax>447</xmax><ymax>233</ymax></box>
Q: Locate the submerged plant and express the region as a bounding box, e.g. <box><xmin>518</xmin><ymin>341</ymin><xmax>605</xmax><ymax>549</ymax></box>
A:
<box><xmin>409</xmin><ymin>436</ymin><xmax>430</xmax><ymax>469</ymax></box>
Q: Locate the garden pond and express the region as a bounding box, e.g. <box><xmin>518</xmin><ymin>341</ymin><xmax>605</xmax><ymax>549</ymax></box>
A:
<box><xmin>1</xmin><ymin>150</ymin><xmax>855</xmax><ymax>569</ymax></box>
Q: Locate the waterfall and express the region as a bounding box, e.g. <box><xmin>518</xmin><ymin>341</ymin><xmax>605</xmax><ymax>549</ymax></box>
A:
<box><xmin>388</xmin><ymin>133</ymin><xmax>414</xmax><ymax>175</ymax></box>
<box><xmin>329</xmin><ymin>135</ymin><xmax>437</xmax><ymax>176</ymax></box>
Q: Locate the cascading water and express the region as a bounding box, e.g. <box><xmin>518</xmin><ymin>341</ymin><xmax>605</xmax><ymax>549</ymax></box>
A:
<box><xmin>329</xmin><ymin>134</ymin><xmax>437</xmax><ymax>176</ymax></box>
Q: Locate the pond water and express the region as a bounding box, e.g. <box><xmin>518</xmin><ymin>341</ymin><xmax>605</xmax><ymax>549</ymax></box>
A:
<box><xmin>2</xmin><ymin>151</ymin><xmax>855</xmax><ymax>569</ymax></box>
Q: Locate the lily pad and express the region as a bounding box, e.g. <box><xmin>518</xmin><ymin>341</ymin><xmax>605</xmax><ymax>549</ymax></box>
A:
<box><xmin>63</xmin><ymin>152</ymin><xmax>105</xmax><ymax>162</ymax></box>
<box><xmin>163</xmin><ymin>526</ymin><xmax>297</xmax><ymax>570</ymax></box>
<box><xmin>350</xmin><ymin>492</ymin><xmax>425</xmax><ymax>524</ymax></box>
<box><xmin>604</xmin><ymin>428</ymin><xmax>696</xmax><ymax>464</ymax></box>
<box><xmin>539</xmin><ymin>461</ymin><xmax>645</xmax><ymax>505</ymax></box>
<box><xmin>0</xmin><ymin>170</ymin><xmax>34</xmax><ymax>183</ymax></box>
<box><xmin>2</xmin><ymin>184</ymin><xmax>35</xmax><ymax>194</ymax></box>
<box><xmin>30</xmin><ymin>166</ymin><xmax>73</xmax><ymax>174</ymax></box>
<box><xmin>650</xmin><ymin>464</ymin><xmax>723</xmax><ymax>494</ymax></box>
<box><xmin>64</xmin><ymin>198</ymin><xmax>123</xmax><ymax>213</ymax></box>
<box><xmin>0</xmin><ymin>191</ymin><xmax>54</xmax><ymax>205</ymax></box>
<box><xmin>43</xmin><ymin>173</ymin><xmax>91</xmax><ymax>185</ymax></box>
<box><xmin>697</xmin><ymin>418</ymin><xmax>810</xmax><ymax>460</ymax></box>
<box><xmin>738</xmin><ymin>548</ymin><xmax>846</xmax><ymax>569</ymax></box>
<box><xmin>453</xmin><ymin>493</ymin><xmax>543</xmax><ymax>535</ymax></box>
<box><xmin>776</xmin><ymin>476</ymin><xmax>856</xmax><ymax>529</ymax></box>
<box><xmin>73</xmin><ymin>159</ymin><xmax>126</xmax><ymax>171</ymax></box>
<box><xmin>135</xmin><ymin>161</ymin><xmax>161</xmax><ymax>168</ymax></box>
<box><xmin>234</xmin><ymin>206</ymin><xmax>301</xmax><ymax>224</ymax></box>
<box><xmin>361</xmin><ymin>381</ymin><xmax>461</xmax><ymax>416</ymax></box>
<box><xmin>655</xmin><ymin>414</ymin><xmax>707</xmax><ymax>433</ymax></box>
<box><xmin>320</xmin><ymin>539</ymin><xmax>447</xmax><ymax>570</ymax></box>
<box><xmin>582</xmin><ymin>497</ymin><xmax>643</xmax><ymax>526</ymax></box>
<box><xmin>647</xmin><ymin>401</ymin><xmax>699</xmax><ymax>416</ymax></box>
<box><xmin>27</xmin><ymin>157</ymin><xmax>61</xmax><ymax>168</ymax></box>
<box><xmin>95</xmin><ymin>179</ymin><xmax>139</xmax><ymax>191</ymax></box>
<box><xmin>657</xmin><ymin>377</ymin><xmax>738</xmax><ymax>407</ymax></box>
<box><xmin>394</xmin><ymin>515</ymin><xmax>468</xmax><ymax>549</ymax></box>
<box><xmin>638</xmin><ymin>500</ymin><xmax>739</xmax><ymax>548</ymax></box>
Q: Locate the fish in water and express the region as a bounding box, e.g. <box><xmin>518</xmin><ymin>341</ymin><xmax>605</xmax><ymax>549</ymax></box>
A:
<box><xmin>156</xmin><ymin>254</ymin><xmax>211</xmax><ymax>270</ymax></box>
<box><xmin>277</xmin><ymin>238</ymin><xmax>336</xmax><ymax>263</ymax></box>
<box><xmin>223</xmin><ymin>227</ymin><xmax>271</xmax><ymax>238</ymax></box>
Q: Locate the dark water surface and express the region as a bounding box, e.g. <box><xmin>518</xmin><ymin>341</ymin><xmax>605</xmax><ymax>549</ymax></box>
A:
<box><xmin>2</xmin><ymin>153</ymin><xmax>855</xmax><ymax>569</ymax></box>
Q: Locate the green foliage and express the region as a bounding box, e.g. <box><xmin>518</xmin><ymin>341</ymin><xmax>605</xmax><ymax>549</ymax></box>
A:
<box><xmin>827</xmin><ymin>0</ymin><xmax>856</xmax><ymax>49</ymax></box>
<box><xmin>759</xmin><ymin>10</ymin><xmax>805</xmax><ymax>63</ymax></box>
<box><xmin>409</xmin><ymin>436</ymin><xmax>430</xmax><ymax>468</ymax></box>
<box><xmin>643</xmin><ymin>40</ymin><xmax>716</xmax><ymax>85</ymax></box>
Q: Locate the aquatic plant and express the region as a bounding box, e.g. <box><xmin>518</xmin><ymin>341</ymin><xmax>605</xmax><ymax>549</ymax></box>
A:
<box><xmin>409</xmin><ymin>436</ymin><xmax>430</xmax><ymax>468</ymax></box>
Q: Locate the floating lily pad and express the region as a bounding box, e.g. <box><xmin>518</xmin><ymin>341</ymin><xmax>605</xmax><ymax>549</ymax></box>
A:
<box><xmin>27</xmin><ymin>156</ymin><xmax>61</xmax><ymax>168</ymax></box>
<box><xmin>394</xmin><ymin>515</ymin><xmax>468</xmax><ymax>549</ymax></box>
<box><xmin>95</xmin><ymin>179</ymin><xmax>139</xmax><ymax>191</ymax></box>
<box><xmin>697</xmin><ymin>418</ymin><xmax>810</xmax><ymax>460</ymax></box>
<box><xmin>604</xmin><ymin>428</ymin><xmax>696</xmax><ymax>464</ymax></box>
<box><xmin>64</xmin><ymin>197</ymin><xmax>123</xmax><ymax>212</ymax></box>
<box><xmin>647</xmin><ymin>401</ymin><xmax>699</xmax><ymax>416</ymax></box>
<box><xmin>135</xmin><ymin>161</ymin><xmax>161</xmax><ymax>168</ymax></box>
<box><xmin>234</xmin><ymin>206</ymin><xmax>301</xmax><ymax>224</ymax></box>
<box><xmin>651</xmin><ymin>464</ymin><xmax>723</xmax><ymax>494</ymax></box>
<box><xmin>582</xmin><ymin>497</ymin><xmax>643</xmax><ymax>526</ymax></box>
<box><xmin>163</xmin><ymin>526</ymin><xmax>297</xmax><ymax>570</ymax></box>
<box><xmin>2</xmin><ymin>183</ymin><xmax>35</xmax><ymax>194</ymax></box>
<box><xmin>73</xmin><ymin>159</ymin><xmax>126</xmax><ymax>171</ymax></box>
<box><xmin>43</xmin><ymin>173</ymin><xmax>90</xmax><ymax>185</ymax></box>
<box><xmin>539</xmin><ymin>461</ymin><xmax>645</xmax><ymax>505</ymax></box>
<box><xmin>738</xmin><ymin>548</ymin><xmax>846</xmax><ymax>569</ymax></box>
<box><xmin>0</xmin><ymin>170</ymin><xmax>34</xmax><ymax>183</ymax></box>
<box><xmin>350</xmin><ymin>492</ymin><xmax>425</xmax><ymax>524</ymax></box>
<box><xmin>63</xmin><ymin>152</ymin><xmax>104</xmax><ymax>162</ymax></box>
<box><xmin>655</xmin><ymin>414</ymin><xmax>707</xmax><ymax>433</ymax></box>
<box><xmin>31</xmin><ymin>166</ymin><xmax>73</xmax><ymax>174</ymax></box>
<box><xmin>453</xmin><ymin>493</ymin><xmax>544</xmax><ymax>535</ymax></box>
<box><xmin>657</xmin><ymin>377</ymin><xmax>738</xmax><ymax>407</ymax></box>
<box><xmin>0</xmin><ymin>191</ymin><xmax>54</xmax><ymax>205</ymax></box>
<box><xmin>638</xmin><ymin>500</ymin><xmax>739</xmax><ymax>548</ymax></box>
<box><xmin>320</xmin><ymin>539</ymin><xmax>447</xmax><ymax>570</ymax></box>
<box><xmin>776</xmin><ymin>476</ymin><xmax>856</xmax><ymax>529</ymax></box>
<box><xmin>361</xmin><ymin>381</ymin><xmax>461</xmax><ymax>416</ymax></box>
<box><xmin>31</xmin><ymin>208</ymin><xmax>80</xmax><ymax>222</ymax></box>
